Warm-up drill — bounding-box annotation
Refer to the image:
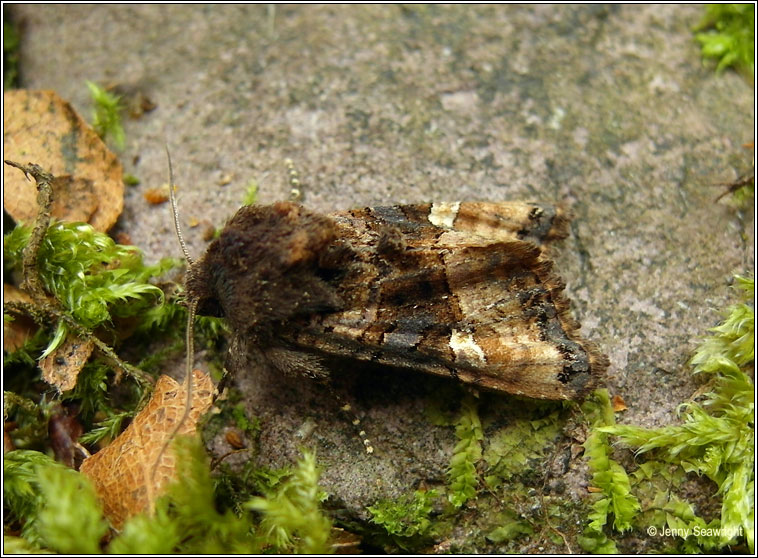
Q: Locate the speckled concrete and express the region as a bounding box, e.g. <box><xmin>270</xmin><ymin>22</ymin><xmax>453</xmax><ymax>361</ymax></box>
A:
<box><xmin>7</xmin><ymin>4</ymin><xmax>754</xmax><ymax>552</ymax></box>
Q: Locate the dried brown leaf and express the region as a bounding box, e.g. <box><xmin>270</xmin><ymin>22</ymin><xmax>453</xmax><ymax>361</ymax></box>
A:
<box><xmin>39</xmin><ymin>335</ymin><xmax>95</xmax><ymax>392</ymax></box>
<box><xmin>330</xmin><ymin>527</ymin><xmax>362</xmax><ymax>554</ymax></box>
<box><xmin>3</xmin><ymin>89</ymin><xmax>124</xmax><ymax>231</ymax></box>
<box><xmin>80</xmin><ymin>370</ymin><xmax>214</xmax><ymax>529</ymax></box>
<box><xmin>143</xmin><ymin>185</ymin><xmax>169</xmax><ymax>205</ymax></box>
<box><xmin>3</xmin><ymin>283</ymin><xmax>35</xmax><ymax>352</ymax></box>
<box><xmin>49</xmin><ymin>404</ymin><xmax>84</xmax><ymax>467</ymax></box>
<box><xmin>611</xmin><ymin>394</ymin><xmax>628</xmax><ymax>412</ymax></box>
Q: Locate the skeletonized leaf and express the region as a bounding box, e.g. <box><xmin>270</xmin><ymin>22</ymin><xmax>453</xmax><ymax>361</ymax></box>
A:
<box><xmin>3</xmin><ymin>89</ymin><xmax>124</xmax><ymax>231</ymax></box>
<box><xmin>80</xmin><ymin>370</ymin><xmax>214</xmax><ymax>529</ymax></box>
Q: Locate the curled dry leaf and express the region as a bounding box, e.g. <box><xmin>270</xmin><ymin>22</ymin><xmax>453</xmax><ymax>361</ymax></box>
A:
<box><xmin>3</xmin><ymin>283</ymin><xmax>35</xmax><ymax>352</ymax></box>
<box><xmin>39</xmin><ymin>335</ymin><xmax>95</xmax><ymax>393</ymax></box>
<box><xmin>49</xmin><ymin>404</ymin><xmax>85</xmax><ymax>468</ymax></box>
<box><xmin>611</xmin><ymin>394</ymin><xmax>628</xmax><ymax>412</ymax></box>
<box><xmin>330</xmin><ymin>527</ymin><xmax>362</xmax><ymax>554</ymax></box>
<box><xmin>3</xmin><ymin>89</ymin><xmax>124</xmax><ymax>231</ymax></box>
<box><xmin>143</xmin><ymin>185</ymin><xmax>169</xmax><ymax>205</ymax></box>
<box><xmin>80</xmin><ymin>370</ymin><xmax>214</xmax><ymax>529</ymax></box>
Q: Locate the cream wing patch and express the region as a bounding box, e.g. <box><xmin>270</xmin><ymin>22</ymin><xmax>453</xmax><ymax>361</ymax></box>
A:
<box><xmin>450</xmin><ymin>328</ymin><xmax>487</xmax><ymax>365</ymax></box>
<box><xmin>428</xmin><ymin>202</ymin><xmax>460</xmax><ymax>228</ymax></box>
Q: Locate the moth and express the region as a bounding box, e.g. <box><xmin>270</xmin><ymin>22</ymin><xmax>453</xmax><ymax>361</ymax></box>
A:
<box><xmin>182</xmin><ymin>198</ymin><xmax>608</xmax><ymax>401</ymax></box>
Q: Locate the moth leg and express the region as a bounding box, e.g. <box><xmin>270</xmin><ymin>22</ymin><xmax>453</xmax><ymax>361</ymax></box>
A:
<box><xmin>264</xmin><ymin>345</ymin><xmax>331</xmax><ymax>382</ymax></box>
<box><xmin>264</xmin><ymin>346</ymin><xmax>374</xmax><ymax>454</ymax></box>
<box><xmin>283</xmin><ymin>158</ymin><xmax>303</xmax><ymax>202</ymax></box>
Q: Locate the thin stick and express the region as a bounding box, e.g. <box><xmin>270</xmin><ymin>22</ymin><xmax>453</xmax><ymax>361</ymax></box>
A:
<box><xmin>4</xmin><ymin>160</ymin><xmax>54</xmax><ymax>299</ymax></box>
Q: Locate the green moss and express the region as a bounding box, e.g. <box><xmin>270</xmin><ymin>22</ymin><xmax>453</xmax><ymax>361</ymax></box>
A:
<box><xmin>3</xmin><ymin>450</ymin><xmax>106</xmax><ymax>552</ymax></box>
<box><xmin>368</xmin><ymin>489</ymin><xmax>440</xmax><ymax>540</ymax></box>
<box><xmin>3</xmin><ymin>450</ymin><xmax>61</xmax><ymax>546</ymax></box>
<box><xmin>446</xmin><ymin>392</ymin><xmax>483</xmax><ymax>508</ymax></box>
<box><xmin>36</xmin><ymin>465</ymin><xmax>109</xmax><ymax>554</ymax></box>
<box><xmin>86</xmin><ymin>81</ymin><xmax>126</xmax><ymax>149</ymax></box>
<box><xmin>3</xmin><ymin>15</ymin><xmax>21</xmax><ymax>90</ymax></box>
<box><xmin>123</xmin><ymin>173</ymin><xmax>140</xmax><ymax>186</ymax></box>
<box><xmin>242</xmin><ymin>178</ymin><xmax>259</xmax><ymax>205</ymax></box>
<box><xmin>485</xmin><ymin>509</ymin><xmax>534</xmax><ymax>544</ymax></box>
<box><xmin>598</xmin><ymin>276</ymin><xmax>754</xmax><ymax>553</ymax></box>
<box><xmin>5</xmin><ymin>438</ymin><xmax>334</xmax><ymax>553</ymax></box>
<box><xmin>2</xmin><ymin>391</ymin><xmax>51</xmax><ymax>451</ymax></box>
<box><xmin>483</xmin><ymin>410</ymin><xmax>562</xmax><ymax>489</ymax></box>
<box><xmin>4</xmin><ymin>221</ymin><xmax>175</xmax><ymax>354</ymax></box>
<box><xmin>691</xmin><ymin>275</ymin><xmax>754</xmax><ymax>373</ymax></box>
<box><xmin>3</xmin><ymin>218</ymin><xmax>191</xmax><ymax>475</ymax></box>
<box><xmin>694</xmin><ymin>4</ymin><xmax>754</xmax><ymax>76</ymax></box>
<box><xmin>246</xmin><ymin>449</ymin><xmax>332</xmax><ymax>554</ymax></box>
<box><xmin>582</xmin><ymin>390</ymin><xmax>640</xmax><ymax>539</ymax></box>
<box><xmin>78</xmin><ymin>410</ymin><xmax>133</xmax><ymax>446</ymax></box>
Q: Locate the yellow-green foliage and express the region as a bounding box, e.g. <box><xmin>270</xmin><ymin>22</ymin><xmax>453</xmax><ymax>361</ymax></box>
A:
<box><xmin>242</xmin><ymin>178</ymin><xmax>259</xmax><ymax>205</ymax></box>
<box><xmin>694</xmin><ymin>4</ymin><xmax>754</xmax><ymax>76</ymax></box>
<box><xmin>485</xmin><ymin>509</ymin><xmax>534</xmax><ymax>544</ymax></box>
<box><xmin>2</xmin><ymin>391</ymin><xmax>51</xmax><ymax>450</ymax></box>
<box><xmin>446</xmin><ymin>393</ymin><xmax>483</xmax><ymax>508</ymax></box>
<box><xmin>579</xmin><ymin>389</ymin><xmax>640</xmax><ymax>553</ymax></box>
<box><xmin>4</xmin><ymin>221</ymin><xmax>175</xmax><ymax>357</ymax></box>
<box><xmin>36</xmin><ymin>464</ymin><xmax>109</xmax><ymax>553</ymax></box>
<box><xmin>598</xmin><ymin>276</ymin><xmax>754</xmax><ymax>552</ymax></box>
<box><xmin>368</xmin><ymin>489</ymin><xmax>439</xmax><ymax>540</ymax></box>
<box><xmin>247</xmin><ymin>450</ymin><xmax>332</xmax><ymax>554</ymax></box>
<box><xmin>3</xmin><ymin>450</ymin><xmax>107</xmax><ymax>552</ymax></box>
<box><xmin>86</xmin><ymin>80</ymin><xmax>125</xmax><ymax>149</ymax></box>
<box><xmin>691</xmin><ymin>275</ymin><xmax>754</xmax><ymax>373</ymax></box>
<box><xmin>483</xmin><ymin>410</ymin><xmax>562</xmax><ymax>489</ymax></box>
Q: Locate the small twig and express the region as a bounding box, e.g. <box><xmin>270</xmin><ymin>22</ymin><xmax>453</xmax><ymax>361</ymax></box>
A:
<box><xmin>714</xmin><ymin>168</ymin><xmax>755</xmax><ymax>202</ymax></box>
<box><xmin>4</xmin><ymin>160</ymin><xmax>54</xmax><ymax>299</ymax></box>
<box><xmin>4</xmin><ymin>301</ymin><xmax>155</xmax><ymax>387</ymax></box>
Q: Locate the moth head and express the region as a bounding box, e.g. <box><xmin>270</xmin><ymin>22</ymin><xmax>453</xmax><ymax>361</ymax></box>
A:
<box><xmin>186</xmin><ymin>201</ymin><xmax>343</xmax><ymax>338</ymax></box>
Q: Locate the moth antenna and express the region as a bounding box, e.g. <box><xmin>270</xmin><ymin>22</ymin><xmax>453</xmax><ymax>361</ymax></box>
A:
<box><xmin>166</xmin><ymin>145</ymin><xmax>194</xmax><ymax>266</ymax></box>
<box><xmin>151</xmin><ymin>298</ymin><xmax>199</xmax><ymax>485</ymax></box>
<box><xmin>152</xmin><ymin>148</ymin><xmax>199</xmax><ymax>484</ymax></box>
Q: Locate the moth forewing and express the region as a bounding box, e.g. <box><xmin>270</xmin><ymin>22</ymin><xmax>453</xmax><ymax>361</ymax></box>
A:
<box><xmin>188</xmin><ymin>200</ymin><xmax>607</xmax><ymax>403</ymax></box>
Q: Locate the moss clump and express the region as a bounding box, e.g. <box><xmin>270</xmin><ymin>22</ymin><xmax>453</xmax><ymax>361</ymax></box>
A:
<box><xmin>694</xmin><ymin>4</ymin><xmax>754</xmax><ymax>76</ymax></box>
<box><xmin>368</xmin><ymin>489</ymin><xmax>440</xmax><ymax>544</ymax></box>
<box><xmin>590</xmin><ymin>276</ymin><xmax>754</xmax><ymax>553</ymax></box>
<box><xmin>4</xmin><ymin>221</ymin><xmax>175</xmax><ymax>357</ymax></box>
<box><xmin>86</xmin><ymin>80</ymin><xmax>126</xmax><ymax>149</ymax></box>
<box><xmin>4</xmin><ymin>440</ymin><xmax>333</xmax><ymax>553</ymax></box>
<box><xmin>483</xmin><ymin>410</ymin><xmax>562</xmax><ymax>489</ymax></box>
<box><xmin>579</xmin><ymin>390</ymin><xmax>640</xmax><ymax>553</ymax></box>
<box><xmin>246</xmin><ymin>449</ymin><xmax>332</xmax><ymax>554</ymax></box>
<box><xmin>446</xmin><ymin>392</ymin><xmax>483</xmax><ymax>508</ymax></box>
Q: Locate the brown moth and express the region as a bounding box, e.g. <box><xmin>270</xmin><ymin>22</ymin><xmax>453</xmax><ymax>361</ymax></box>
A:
<box><xmin>183</xmin><ymin>200</ymin><xmax>608</xmax><ymax>400</ymax></box>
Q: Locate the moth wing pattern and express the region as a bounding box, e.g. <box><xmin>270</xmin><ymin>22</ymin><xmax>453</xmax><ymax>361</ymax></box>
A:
<box><xmin>283</xmin><ymin>202</ymin><xmax>608</xmax><ymax>400</ymax></box>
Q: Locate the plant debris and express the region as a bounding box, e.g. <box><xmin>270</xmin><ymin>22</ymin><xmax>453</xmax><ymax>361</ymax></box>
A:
<box><xmin>3</xmin><ymin>89</ymin><xmax>124</xmax><ymax>231</ymax></box>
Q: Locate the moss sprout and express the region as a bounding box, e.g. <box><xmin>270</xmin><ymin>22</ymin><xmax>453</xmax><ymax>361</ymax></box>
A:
<box><xmin>86</xmin><ymin>80</ymin><xmax>126</xmax><ymax>149</ymax></box>
<box><xmin>694</xmin><ymin>4</ymin><xmax>754</xmax><ymax>76</ymax></box>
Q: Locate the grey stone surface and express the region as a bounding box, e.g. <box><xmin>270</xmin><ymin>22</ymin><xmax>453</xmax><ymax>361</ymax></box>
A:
<box><xmin>7</xmin><ymin>3</ymin><xmax>754</xmax><ymax>551</ymax></box>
